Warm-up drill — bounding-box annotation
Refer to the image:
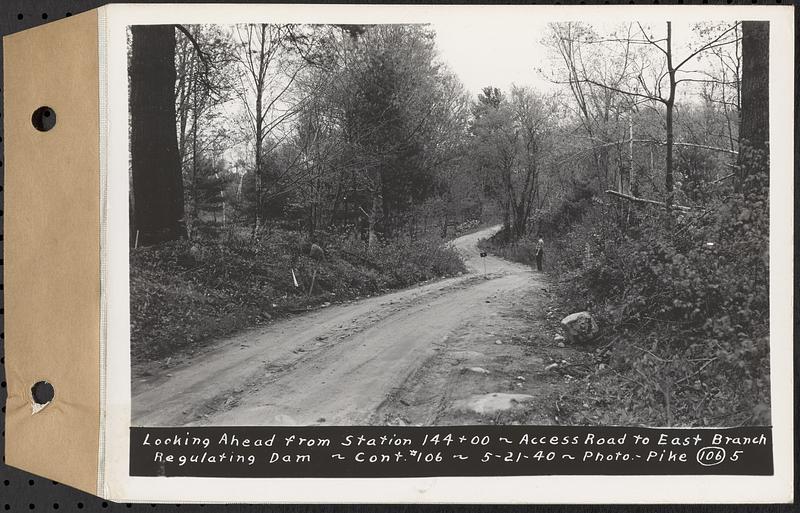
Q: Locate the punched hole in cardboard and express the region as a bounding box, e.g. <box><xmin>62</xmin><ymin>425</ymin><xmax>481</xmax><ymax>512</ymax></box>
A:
<box><xmin>31</xmin><ymin>381</ymin><xmax>54</xmax><ymax>414</ymax></box>
<box><xmin>31</xmin><ymin>106</ymin><xmax>56</xmax><ymax>132</ymax></box>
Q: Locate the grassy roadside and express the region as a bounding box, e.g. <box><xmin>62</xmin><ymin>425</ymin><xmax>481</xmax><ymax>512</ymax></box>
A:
<box><xmin>477</xmin><ymin>192</ymin><xmax>770</xmax><ymax>428</ymax></box>
<box><xmin>131</xmin><ymin>229</ymin><xmax>466</xmax><ymax>367</ymax></box>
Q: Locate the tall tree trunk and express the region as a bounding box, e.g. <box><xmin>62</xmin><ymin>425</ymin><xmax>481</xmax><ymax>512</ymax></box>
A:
<box><xmin>190</xmin><ymin>72</ymin><xmax>199</xmax><ymax>240</ymax></box>
<box><xmin>664</xmin><ymin>21</ymin><xmax>676</xmax><ymax>209</ymax></box>
<box><xmin>253</xmin><ymin>90</ymin><xmax>264</xmax><ymax>237</ymax></box>
<box><xmin>250</xmin><ymin>24</ymin><xmax>269</xmax><ymax>240</ymax></box>
<box><xmin>514</xmin><ymin>202</ymin><xmax>527</xmax><ymax>239</ymax></box>
<box><xmin>367</xmin><ymin>184</ymin><xmax>381</xmax><ymax>250</ymax></box>
<box><xmin>502</xmin><ymin>210</ymin><xmax>511</xmax><ymax>238</ymax></box>
<box><xmin>737</xmin><ymin>21</ymin><xmax>770</xmax><ymax>193</ymax></box>
<box><xmin>622</xmin><ymin>116</ymin><xmax>633</xmax><ymax>195</ymax></box>
<box><xmin>130</xmin><ymin>25</ymin><xmax>185</xmax><ymax>245</ymax></box>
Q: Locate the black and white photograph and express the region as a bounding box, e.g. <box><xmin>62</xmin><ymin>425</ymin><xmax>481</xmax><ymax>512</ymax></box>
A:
<box><xmin>128</xmin><ymin>15</ymin><xmax>772</xmax><ymax>431</ymax></box>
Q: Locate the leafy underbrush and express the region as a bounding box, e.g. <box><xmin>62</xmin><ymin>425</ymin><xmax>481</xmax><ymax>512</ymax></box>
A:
<box><xmin>130</xmin><ymin>229</ymin><xmax>465</xmax><ymax>364</ymax></box>
<box><xmin>486</xmin><ymin>151</ymin><xmax>770</xmax><ymax>427</ymax></box>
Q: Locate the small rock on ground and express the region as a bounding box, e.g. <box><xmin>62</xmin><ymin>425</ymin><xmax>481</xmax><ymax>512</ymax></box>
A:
<box><xmin>453</xmin><ymin>393</ymin><xmax>535</xmax><ymax>415</ymax></box>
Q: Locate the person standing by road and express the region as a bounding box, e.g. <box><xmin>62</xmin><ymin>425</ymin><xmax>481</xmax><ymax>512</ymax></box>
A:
<box><xmin>535</xmin><ymin>237</ymin><xmax>544</xmax><ymax>271</ymax></box>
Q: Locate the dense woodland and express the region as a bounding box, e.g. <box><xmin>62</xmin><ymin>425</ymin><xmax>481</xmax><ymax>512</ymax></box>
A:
<box><xmin>129</xmin><ymin>21</ymin><xmax>770</xmax><ymax>426</ymax></box>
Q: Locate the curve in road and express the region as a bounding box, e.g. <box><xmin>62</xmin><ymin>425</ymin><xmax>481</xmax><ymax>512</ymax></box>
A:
<box><xmin>132</xmin><ymin>225</ymin><xmax>543</xmax><ymax>426</ymax></box>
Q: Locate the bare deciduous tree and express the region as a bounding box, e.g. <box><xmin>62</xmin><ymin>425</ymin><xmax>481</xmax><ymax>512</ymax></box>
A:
<box><xmin>551</xmin><ymin>21</ymin><xmax>741</xmax><ymax>209</ymax></box>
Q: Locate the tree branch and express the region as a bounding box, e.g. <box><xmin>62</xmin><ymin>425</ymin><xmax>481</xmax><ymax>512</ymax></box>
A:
<box><xmin>637</xmin><ymin>22</ymin><xmax>669</xmax><ymax>56</ymax></box>
<box><xmin>579</xmin><ymin>78</ymin><xmax>666</xmax><ymax>105</ymax></box>
<box><xmin>675</xmin><ymin>23</ymin><xmax>740</xmax><ymax>71</ymax></box>
<box><xmin>175</xmin><ymin>25</ymin><xmax>211</xmax><ymax>72</ymax></box>
<box><xmin>605</xmin><ymin>190</ymin><xmax>694</xmax><ymax>212</ymax></box>
<box><xmin>671</xmin><ymin>141</ymin><xmax>738</xmax><ymax>155</ymax></box>
<box><xmin>710</xmin><ymin>172</ymin><xmax>735</xmax><ymax>184</ymax></box>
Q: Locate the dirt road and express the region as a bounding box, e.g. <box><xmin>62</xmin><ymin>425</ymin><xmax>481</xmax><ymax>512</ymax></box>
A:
<box><xmin>133</xmin><ymin>226</ymin><xmax>576</xmax><ymax>426</ymax></box>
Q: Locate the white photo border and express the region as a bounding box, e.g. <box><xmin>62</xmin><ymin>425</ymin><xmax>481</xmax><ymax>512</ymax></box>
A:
<box><xmin>102</xmin><ymin>3</ymin><xmax>794</xmax><ymax>503</ymax></box>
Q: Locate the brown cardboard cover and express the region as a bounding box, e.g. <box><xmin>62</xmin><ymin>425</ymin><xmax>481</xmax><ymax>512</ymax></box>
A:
<box><xmin>3</xmin><ymin>10</ymin><xmax>101</xmax><ymax>495</ymax></box>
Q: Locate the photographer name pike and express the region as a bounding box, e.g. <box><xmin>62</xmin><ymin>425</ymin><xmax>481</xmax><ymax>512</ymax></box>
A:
<box><xmin>579</xmin><ymin>432</ymin><xmax>765</xmax><ymax>462</ymax></box>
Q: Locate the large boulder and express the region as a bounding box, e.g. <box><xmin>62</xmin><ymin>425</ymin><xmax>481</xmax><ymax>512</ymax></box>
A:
<box><xmin>560</xmin><ymin>311</ymin><xmax>600</xmax><ymax>344</ymax></box>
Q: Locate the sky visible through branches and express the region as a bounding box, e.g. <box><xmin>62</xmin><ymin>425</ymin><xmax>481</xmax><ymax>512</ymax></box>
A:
<box><xmin>201</xmin><ymin>19</ymin><xmax>737</xmax><ymax>167</ymax></box>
